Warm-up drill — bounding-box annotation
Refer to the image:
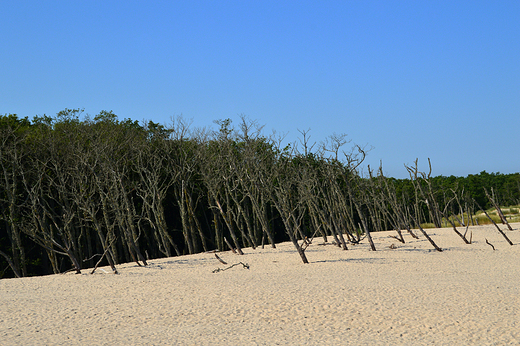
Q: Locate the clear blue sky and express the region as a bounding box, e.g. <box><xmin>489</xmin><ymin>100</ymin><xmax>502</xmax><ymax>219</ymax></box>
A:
<box><xmin>2</xmin><ymin>1</ymin><xmax>519</xmax><ymax>178</ymax></box>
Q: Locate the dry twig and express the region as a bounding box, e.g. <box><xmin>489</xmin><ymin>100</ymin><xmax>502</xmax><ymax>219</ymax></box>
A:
<box><xmin>212</xmin><ymin>262</ymin><xmax>250</xmax><ymax>273</ymax></box>
<box><xmin>214</xmin><ymin>253</ymin><xmax>227</xmax><ymax>265</ymax></box>
<box><xmin>485</xmin><ymin>238</ymin><xmax>495</xmax><ymax>251</ymax></box>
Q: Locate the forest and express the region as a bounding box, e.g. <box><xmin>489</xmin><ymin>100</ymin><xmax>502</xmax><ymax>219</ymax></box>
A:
<box><xmin>1</xmin><ymin>109</ymin><xmax>519</xmax><ymax>278</ymax></box>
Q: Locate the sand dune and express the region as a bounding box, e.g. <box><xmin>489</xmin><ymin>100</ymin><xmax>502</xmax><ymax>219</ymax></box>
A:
<box><xmin>1</xmin><ymin>223</ymin><xmax>519</xmax><ymax>345</ymax></box>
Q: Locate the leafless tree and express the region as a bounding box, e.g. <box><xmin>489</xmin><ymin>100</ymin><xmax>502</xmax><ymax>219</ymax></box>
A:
<box><xmin>198</xmin><ymin>120</ymin><xmax>247</xmax><ymax>254</ymax></box>
<box><xmin>19</xmin><ymin>125</ymin><xmax>83</xmax><ymax>273</ymax></box>
<box><xmin>473</xmin><ymin>198</ymin><xmax>513</xmax><ymax>246</ymax></box>
<box><xmin>0</xmin><ymin>124</ymin><xmax>27</xmax><ymax>277</ymax></box>
<box><xmin>405</xmin><ymin>159</ymin><xmax>442</xmax><ymax>228</ymax></box>
<box><xmin>135</xmin><ymin>124</ymin><xmax>181</xmax><ymax>257</ymax></box>
<box><xmin>484</xmin><ymin>187</ymin><xmax>513</xmax><ymax>231</ymax></box>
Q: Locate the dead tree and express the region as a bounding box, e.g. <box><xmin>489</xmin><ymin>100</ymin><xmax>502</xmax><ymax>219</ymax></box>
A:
<box><xmin>376</xmin><ymin>167</ymin><xmax>418</xmax><ymax>242</ymax></box>
<box><xmin>306</xmin><ymin>159</ymin><xmax>349</xmax><ymax>250</ymax></box>
<box><xmin>408</xmin><ymin>210</ymin><xmax>443</xmax><ymax>252</ymax></box>
<box><xmin>268</xmin><ymin>147</ymin><xmax>310</xmax><ymax>264</ymax></box>
<box><xmin>236</xmin><ymin>115</ymin><xmax>277</xmax><ymax>248</ymax></box>
<box><xmin>169</xmin><ymin>134</ymin><xmax>207</xmax><ymax>255</ymax></box>
<box><xmin>198</xmin><ymin>129</ymin><xmax>246</xmax><ymax>255</ymax></box>
<box><xmin>134</xmin><ymin>132</ymin><xmax>181</xmax><ymax>257</ymax></box>
<box><xmin>94</xmin><ymin>125</ymin><xmax>148</xmax><ymax>266</ymax></box>
<box><xmin>71</xmin><ymin>134</ymin><xmax>119</xmax><ymax>273</ymax></box>
<box><xmin>437</xmin><ymin>195</ymin><xmax>471</xmax><ymax>244</ymax></box>
<box><xmin>21</xmin><ymin>166</ymin><xmax>83</xmax><ymax>274</ymax></box>
<box><xmin>0</xmin><ymin>124</ymin><xmax>28</xmax><ymax>277</ymax></box>
<box><xmin>0</xmin><ymin>250</ymin><xmax>22</xmax><ymax>278</ymax></box>
<box><xmin>405</xmin><ymin>159</ymin><xmax>442</xmax><ymax>228</ymax></box>
<box><xmin>320</xmin><ymin>137</ymin><xmax>372</xmax><ymax>248</ymax></box>
<box><xmin>17</xmin><ymin>123</ymin><xmax>86</xmax><ymax>274</ymax></box>
<box><xmin>348</xmin><ymin>178</ymin><xmax>376</xmax><ymax>251</ymax></box>
<box><xmin>484</xmin><ymin>187</ymin><xmax>513</xmax><ymax>231</ymax></box>
<box><xmin>474</xmin><ymin>199</ymin><xmax>513</xmax><ymax>246</ymax></box>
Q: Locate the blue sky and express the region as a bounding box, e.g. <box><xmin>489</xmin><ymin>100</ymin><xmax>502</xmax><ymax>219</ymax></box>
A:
<box><xmin>2</xmin><ymin>1</ymin><xmax>519</xmax><ymax>178</ymax></box>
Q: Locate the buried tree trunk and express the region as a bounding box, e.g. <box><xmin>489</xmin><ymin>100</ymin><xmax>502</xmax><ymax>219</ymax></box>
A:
<box><xmin>408</xmin><ymin>213</ymin><xmax>443</xmax><ymax>252</ymax></box>
<box><xmin>290</xmin><ymin>233</ymin><xmax>309</xmax><ymax>264</ymax></box>
<box><xmin>474</xmin><ymin>199</ymin><xmax>513</xmax><ymax>246</ymax></box>
<box><xmin>444</xmin><ymin>216</ymin><xmax>471</xmax><ymax>244</ymax></box>
<box><xmin>272</xmin><ymin>197</ymin><xmax>309</xmax><ymax>264</ymax></box>
<box><xmin>437</xmin><ymin>199</ymin><xmax>471</xmax><ymax>244</ymax></box>
<box><xmin>213</xmin><ymin>198</ymin><xmax>244</xmax><ymax>255</ymax></box>
<box><xmin>280</xmin><ymin>212</ymin><xmax>309</xmax><ymax>264</ymax></box>
<box><xmin>356</xmin><ymin>206</ymin><xmax>376</xmax><ymax>251</ymax></box>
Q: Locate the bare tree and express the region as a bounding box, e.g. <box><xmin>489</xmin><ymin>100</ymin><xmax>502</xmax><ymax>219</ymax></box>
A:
<box><xmin>270</xmin><ymin>154</ymin><xmax>309</xmax><ymax>263</ymax></box>
<box><xmin>473</xmin><ymin>199</ymin><xmax>513</xmax><ymax>246</ymax></box>
<box><xmin>135</xmin><ymin>124</ymin><xmax>181</xmax><ymax>257</ymax></box>
<box><xmin>437</xmin><ymin>194</ymin><xmax>471</xmax><ymax>244</ymax></box>
<box><xmin>198</xmin><ymin>121</ymin><xmax>247</xmax><ymax>254</ymax></box>
<box><xmin>405</xmin><ymin>159</ymin><xmax>442</xmax><ymax>228</ymax></box>
<box><xmin>92</xmin><ymin>119</ymin><xmax>148</xmax><ymax>266</ymax></box>
<box><xmin>71</xmin><ymin>122</ymin><xmax>119</xmax><ymax>272</ymax></box>
<box><xmin>484</xmin><ymin>187</ymin><xmax>513</xmax><ymax>231</ymax></box>
<box><xmin>0</xmin><ymin>123</ymin><xmax>29</xmax><ymax>277</ymax></box>
<box><xmin>372</xmin><ymin>167</ymin><xmax>409</xmax><ymax>243</ymax></box>
<box><xmin>19</xmin><ymin>130</ymin><xmax>83</xmax><ymax>274</ymax></box>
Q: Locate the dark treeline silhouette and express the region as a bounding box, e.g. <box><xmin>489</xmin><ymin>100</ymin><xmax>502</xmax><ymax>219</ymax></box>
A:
<box><xmin>1</xmin><ymin>110</ymin><xmax>519</xmax><ymax>278</ymax></box>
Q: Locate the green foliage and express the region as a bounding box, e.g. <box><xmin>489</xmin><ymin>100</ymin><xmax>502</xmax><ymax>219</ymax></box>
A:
<box><xmin>0</xmin><ymin>113</ymin><xmax>31</xmax><ymax>130</ymax></box>
<box><xmin>94</xmin><ymin>110</ymin><xmax>118</xmax><ymax>123</ymax></box>
<box><xmin>474</xmin><ymin>214</ymin><xmax>502</xmax><ymax>225</ymax></box>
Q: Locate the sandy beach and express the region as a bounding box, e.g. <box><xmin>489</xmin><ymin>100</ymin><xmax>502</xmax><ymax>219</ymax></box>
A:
<box><xmin>1</xmin><ymin>223</ymin><xmax>519</xmax><ymax>345</ymax></box>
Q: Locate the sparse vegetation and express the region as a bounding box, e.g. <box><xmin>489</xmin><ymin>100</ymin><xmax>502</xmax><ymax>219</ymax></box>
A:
<box><xmin>431</xmin><ymin>206</ymin><xmax>520</xmax><ymax>227</ymax></box>
<box><xmin>483</xmin><ymin>206</ymin><xmax>520</xmax><ymax>223</ymax></box>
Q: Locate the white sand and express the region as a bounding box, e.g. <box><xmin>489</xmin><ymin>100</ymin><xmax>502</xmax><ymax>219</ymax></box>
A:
<box><xmin>1</xmin><ymin>223</ymin><xmax>519</xmax><ymax>345</ymax></box>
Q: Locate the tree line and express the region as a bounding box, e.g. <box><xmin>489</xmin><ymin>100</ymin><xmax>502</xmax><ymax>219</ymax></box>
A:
<box><xmin>1</xmin><ymin>110</ymin><xmax>519</xmax><ymax>278</ymax></box>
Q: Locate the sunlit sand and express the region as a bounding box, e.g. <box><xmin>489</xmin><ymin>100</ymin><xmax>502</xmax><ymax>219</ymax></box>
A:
<box><xmin>2</xmin><ymin>223</ymin><xmax>519</xmax><ymax>345</ymax></box>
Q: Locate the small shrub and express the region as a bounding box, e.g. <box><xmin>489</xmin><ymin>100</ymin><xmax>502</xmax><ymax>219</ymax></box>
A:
<box><xmin>444</xmin><ymin>217</ymin><xmax>461</xmax><ymax>227</ymax></box>
<box><xmin>475</xmin><ymin>214</ymin><xmax>501</xmax><ymax>225</ymax></box>
<box><xmin>420</xmin><ymin>223</ymin><xmax>436</xmax><ymax>229</ymax></box>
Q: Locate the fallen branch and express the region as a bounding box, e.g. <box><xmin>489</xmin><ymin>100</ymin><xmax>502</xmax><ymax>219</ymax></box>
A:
<box><xmin>214</xmin><ymin>253</ymin><xmax>227</xmax><ymax>265</ymax></box>
<box><xmin>485</xmin><ymin>238</ymin><xmax>495</xmax><ymax>251</ymax></box>
<box><xmin>212</xmin><ymin>262</ymin><xmax>250</xmax><ymax>273</ymax></box>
